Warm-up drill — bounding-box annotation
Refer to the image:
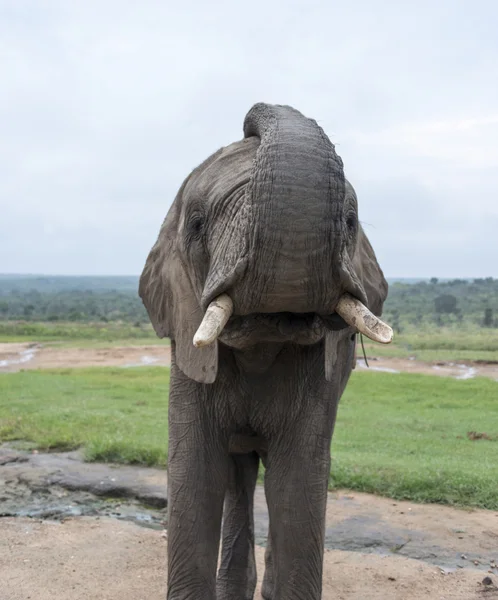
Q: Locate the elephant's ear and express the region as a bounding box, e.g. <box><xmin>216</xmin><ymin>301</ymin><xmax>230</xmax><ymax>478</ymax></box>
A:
<box><xmin>138</xmin><ymin>206</ymin><xmax>218</xmax><ymax>384</ymax></box>
<box><xmin>352</xmin><ymin>226</ymin><xmax>389</xmax><ymax>316</ymax></box>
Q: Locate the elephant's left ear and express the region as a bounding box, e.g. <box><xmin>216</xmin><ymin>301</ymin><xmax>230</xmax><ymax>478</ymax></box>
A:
<box><xmin>352</xmin><ymin>226</ymin><xmax>389</xmax><ymax>316</ymax></box>
<box><xmin>138</xmin><ymin>208</ymin><xmax>218</xmax><ymax>384</ymax></box>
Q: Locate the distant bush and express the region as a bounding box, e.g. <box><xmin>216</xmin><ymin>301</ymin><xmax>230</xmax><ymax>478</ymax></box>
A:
<box><xmin>0</xmin><ymin>275</ymin><xmax>497</xmax><ymax>330</ymax></box>
<box><xmin>0</xmin><ymin>276</ymin><xmax>149</xmax><ymax>324</ymax></box>
<box><xmin>434</xmin><ymin>294</ymin><xmax>458</xmax><ymax>314</ymax></box>
<box><xmin>384</xmin><ymin>277</ymin><xmax>498</xmax><ymax>329</ymax></box>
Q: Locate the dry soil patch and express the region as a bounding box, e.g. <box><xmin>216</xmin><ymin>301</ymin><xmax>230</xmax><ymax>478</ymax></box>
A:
<box><xmin>2</xmin><ymin>342</ymin><xmax>498</xmax><ymax>381</ymax></box>
<box><xmin>0</xmin><ymin>342</ymin><xmax>171</xmax><ymax>372</ymax></box>
<box><xmin>1</xmin><ymin>517</ymin><xmax>497</xmax><ymax>600</ymax></box>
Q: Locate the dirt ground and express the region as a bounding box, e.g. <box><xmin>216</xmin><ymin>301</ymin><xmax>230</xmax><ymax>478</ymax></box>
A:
<box><xmin>1</xmin><ymin>516</ymin><xmax>497</xmax><ymax>600</ymax></box>
<box><xmin>0</xmin><ymin>342</ymin><xmax>171</xmax><ymax>371</ymax></box>
<box><xmin>1</xmin><ymin>446</ymin><xmax>498</xmax><ymax>600</ymax></box>
<box><xmin>1</xmin><ymin>341</ymin><xmax>498</xmax><ymax>380</ymax></box>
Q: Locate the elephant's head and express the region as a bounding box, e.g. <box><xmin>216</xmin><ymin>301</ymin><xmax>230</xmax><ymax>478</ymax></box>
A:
<box><xmin>139</xmin><ymin>103</ymin><xmax>391</xmax><ymax>383</ymax></box>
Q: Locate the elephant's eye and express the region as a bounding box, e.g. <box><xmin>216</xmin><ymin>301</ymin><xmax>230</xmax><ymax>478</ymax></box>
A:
<box><xmin>186</xmin><ymin>214</ymin><xmax>204</xmax><ymax>241</ymax></box>
<box><xmin>346</xmin><ymin>213</ymin><xmax>357</xmax><ymax>233</ymax></box>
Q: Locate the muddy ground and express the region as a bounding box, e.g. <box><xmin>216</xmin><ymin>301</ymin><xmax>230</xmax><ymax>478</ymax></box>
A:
<box><xmin>1</xmin><ymin>446</ymin><xmax>497</xmax><ymax>599</ymax></box>
<box><xmin>2</xmin><ymin>341</ymin><xmax>498</xmax><ymax>380</ymax></box>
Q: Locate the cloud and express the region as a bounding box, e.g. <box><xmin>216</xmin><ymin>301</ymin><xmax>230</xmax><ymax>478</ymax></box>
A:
<box><xmin>346</xmin><ymin>115</ymin><xmax>498</xmax><ymax>170</ymax></box>
<box><xmin>1</xmin><ymin>0</ymin><xmax>497</xmax><ymax>276</ymax></box>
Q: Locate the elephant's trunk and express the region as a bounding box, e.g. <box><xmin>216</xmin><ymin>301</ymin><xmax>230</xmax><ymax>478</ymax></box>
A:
<box><xmin>238</xmin><ymin>104</ymin><xmax>347</xmax><ymax>315</ymax></box>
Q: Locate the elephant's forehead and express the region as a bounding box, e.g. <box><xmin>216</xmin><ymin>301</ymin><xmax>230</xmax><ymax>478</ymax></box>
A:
<box><xmin>185</xmin><ymin>137</ymin><xmax>260</xmax><ymax>204</ymax></box>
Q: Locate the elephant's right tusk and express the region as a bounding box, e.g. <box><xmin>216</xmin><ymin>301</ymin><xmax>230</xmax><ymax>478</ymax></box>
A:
<box><xmin>335</xmin><ymin>293</ymin><xmax>393</xmax><ymax>344</ymax></box>
<box><xmin>193</xmin><ymin>294</ymin><xmax>234</xmax><ymax>348</ymax></box>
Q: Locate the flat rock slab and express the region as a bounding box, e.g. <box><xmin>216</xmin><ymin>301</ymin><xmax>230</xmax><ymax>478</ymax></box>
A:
<box><xmin>0</xmin><ymin>446</ymin><xmax>168</xmax><ymax>528</ymax></box>
<box><xmin>1</xmin><ymin>447</ymin><xmax>498</xmax><ymax>575</ymax></box>
<box><xmin>0</xmin><ymin>446</ymin><xmax>167</xmax><ymax>507</ymax></box>
<box><xmin>1</xmin><ymin>517</ymin><xmax>497</xmax><ymax>600</ymax></box>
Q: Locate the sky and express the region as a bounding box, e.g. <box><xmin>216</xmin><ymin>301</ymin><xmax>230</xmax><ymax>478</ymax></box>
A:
<box><xmin>1</xmin><ymin>0</ymin><xmax>497</xmax><ymax>278</ymax></box>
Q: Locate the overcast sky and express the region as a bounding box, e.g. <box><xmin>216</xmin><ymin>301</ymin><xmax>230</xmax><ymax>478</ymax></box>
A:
<box><xmin>1</xmin><ymin>1</ymin><xmax>497</xmax><ymax>278</ymax></box>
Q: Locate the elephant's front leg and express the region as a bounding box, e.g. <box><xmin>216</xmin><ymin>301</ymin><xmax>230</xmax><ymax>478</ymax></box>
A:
<box><xmin>264</xmin><ymin>421</ymin><xmax>333</xmax><ymax>600</ymax></box>
<box><xmin>216</xmin><ymin>452</ymin><xmax>259</xmax><ymax>600</ymax></box>
<box><xmin>167</xmin><ymin>369</ymin><xmax>231</xmax><ymax>600</ymax></box>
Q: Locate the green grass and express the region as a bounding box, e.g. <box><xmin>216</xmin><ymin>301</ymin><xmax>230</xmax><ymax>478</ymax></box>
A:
<box><xmin>364</xmin><ymin>343</ymin><xmax>498</xmax><ymax>363</ymax></box>
<box><xmin>333</xmin><ymin>373</ymin><xmax>498</xmax><ymax>508</ymax></box>
<box><xmin>1</xmin><ymin>367</ymin><xmax>497</xmax><ymax>508</ymax></box>
<box><xmin>0</xmin><ymin>367</ymin><xmax>170</xmax><ymax>465</ymax></box>
<box><xmin>45</xmin><ymin>337</ymin><xmax>168</xmax><ymax>349</ymax></box>
<box><xmin>0</xmin><ymin>321</ymin><xmax>160</xmax><ymax>346</ymax></box>
<box><xmin>397</xmin><ymin>328</ymin><xmax>498</xmax><ymax>352</ymax></box>
<box><xmin>363</xmin><ymin>327</ymin><xmax>498</xmax><ymax>362</ymax></box>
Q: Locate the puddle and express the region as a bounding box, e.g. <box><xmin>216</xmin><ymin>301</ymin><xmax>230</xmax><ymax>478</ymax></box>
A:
<box><xmin>455</xmin><ymin>365</ymin><xmax>477</xmax><ymax>380</ymax></box>
<box><xmin>122</xmin><ymin>355</ymin><xmax>161</xmax><ymax>368</ymax></box>
<box><xmin>433</xmin><ymin>363</ymin><xmax>479</xmax><ymax>380</ymax></box>
<box><xmin>357</xmin><ymin>359</ymin><xmax>400</xmax><ymax>374</ymax></box>
<box><xmin>0</xmin><ymin>344</ymin><xmax>39</xmax><ymax>370</ymax></box>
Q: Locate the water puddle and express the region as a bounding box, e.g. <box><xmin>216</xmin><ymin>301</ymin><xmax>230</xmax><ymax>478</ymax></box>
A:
<box><xmin>433</xmin><ymin>362</ymin><xmax>478</xmax><ymax>380</ymax></box>
<box><xmin>122</xmin><ymin>355</ymin><xmax>160</xmax><ymax>368</ymax></box>
<box><xmin>357</xmin><ymin>359</ymin><xmax>400</xmax><ymax>374</ymax></box>
<box><xmin>0</xmin><ymin>344</ymin><xmax>39</xmax><ymax>370</ymax></box>
<box><xmin>454</xmin><ymin>364</ymin><xmax>478</xmax><ymax>380</ymax></box>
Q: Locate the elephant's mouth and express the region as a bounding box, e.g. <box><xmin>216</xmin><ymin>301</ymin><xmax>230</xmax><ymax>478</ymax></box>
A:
<box><xmin>217</xmin><ymin>311</ymin><xmax>346</xmax><ymax>349</ymax></box>
<box><xmin>193</xmin><ymin>292</ymin><xmax>393</xmax><ymax>350</ymax></box>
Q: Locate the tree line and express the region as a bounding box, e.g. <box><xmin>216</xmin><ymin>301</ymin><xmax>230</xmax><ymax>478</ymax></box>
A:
<box><xmin>382</xmin><ymin>277</ymin><xmax>498</xmax><ymax>331</ymax></box>
<box><xmin>0</xmin><ymin>276</ymin><xmax>497</xmax><ymax>328</ymax></box>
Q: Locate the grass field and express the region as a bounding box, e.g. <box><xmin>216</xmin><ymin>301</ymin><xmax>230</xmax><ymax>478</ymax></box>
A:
<box><xmin>361</xmin><ymin>327</ymin><xmax>498</xmax><ymax>362</ymax></box>
<box><xmin>1</xmin><ymin>367</ymin><xmax>497</xmax><ymax>509</ymax></box>
<box><xmin>0</xmin><ymin>321</ymin><xmax>160</xmax><ymax>345</ymax></box>
<box><xmin>0</xmin><ymin>367</ymin><xmax>170</xmax><ymax>465</ymax></box>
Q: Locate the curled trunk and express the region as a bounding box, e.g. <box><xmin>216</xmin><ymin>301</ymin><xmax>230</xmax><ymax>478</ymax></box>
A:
<box><xmin>238</xmin><ymin>104</ymin><xmax>348</xmax><ymax>315</ymax></box>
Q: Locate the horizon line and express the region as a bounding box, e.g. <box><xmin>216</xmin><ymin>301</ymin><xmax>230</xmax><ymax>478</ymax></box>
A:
<box><xmin>0</xmin><ymin>273</ymin><xmax>495</xmax><ymax>280</ymax></box>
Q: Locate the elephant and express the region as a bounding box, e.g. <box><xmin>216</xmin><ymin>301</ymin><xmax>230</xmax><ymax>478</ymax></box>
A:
<box><xmin>139</xmin><ymin>103</ymin><xmax>391</xmax><ymax>600</ymax></box>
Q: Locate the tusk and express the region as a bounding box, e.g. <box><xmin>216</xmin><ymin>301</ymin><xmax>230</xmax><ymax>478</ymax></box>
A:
<box><xmin>335</xmin><ymin>293</ymin><xmax>393</xmax><ymax>344</ymax></box>
<box><xmin>193</xmin><ymin>294</ymin><xmax>234</xmax><ymax>348</ymax></box>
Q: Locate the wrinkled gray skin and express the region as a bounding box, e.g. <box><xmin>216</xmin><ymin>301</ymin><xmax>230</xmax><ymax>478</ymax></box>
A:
<box><xmin>139</xmin><ymin>103</ymin><xmax>388</xmax><ymax>600</ymax></box>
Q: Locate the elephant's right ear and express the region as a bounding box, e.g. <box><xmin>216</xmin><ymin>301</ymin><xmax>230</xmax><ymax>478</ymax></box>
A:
<box><xmin>138</xmin><ymin>209</ymin><xmax>218</xmax><ymax>384</ymax></box>
<box><xmin>352</xmin><ymin>226</ymin><xmax>389</xmax><ymax>317</ymax></box>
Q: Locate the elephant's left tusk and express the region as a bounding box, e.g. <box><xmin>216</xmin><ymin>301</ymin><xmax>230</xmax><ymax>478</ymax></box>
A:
<box><xmin>193</xmin><ymin>294</ymin><xmax>234</xmax><ymax>347</ymax></box>
<box><xmin>335</xmin><ymin>293</ymin><xmax>393</xmax><ymax>344</ymax></box>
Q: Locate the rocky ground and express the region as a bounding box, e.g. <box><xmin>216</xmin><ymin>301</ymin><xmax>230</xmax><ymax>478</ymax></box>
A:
<box><xmin>1</xmin><ymin>446</ymin><xmax>497</xmax><ymax>599</ymax></box>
